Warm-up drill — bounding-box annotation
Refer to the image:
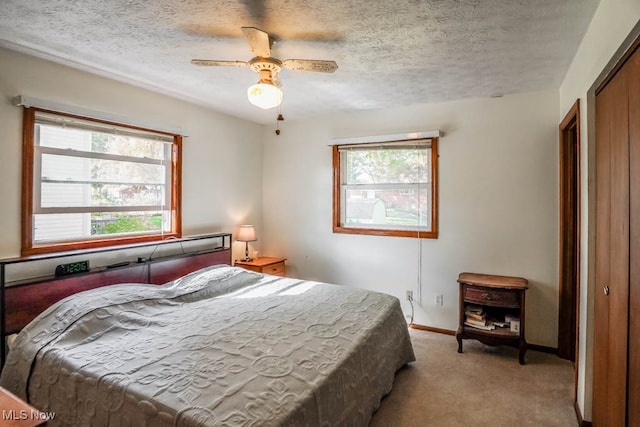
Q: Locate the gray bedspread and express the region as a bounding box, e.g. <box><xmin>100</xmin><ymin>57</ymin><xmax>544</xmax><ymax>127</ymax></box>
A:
<box><xmin>0</xmin><ymin>265</ymin><xmax>415</xmax><ymax>426</ymax></box>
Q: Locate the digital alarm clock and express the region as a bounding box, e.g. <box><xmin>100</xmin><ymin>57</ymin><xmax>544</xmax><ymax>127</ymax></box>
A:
<box><xmin>55</xmin><ymin>260</ymin><xmax>90</xmax><ymax>276</ymax></box>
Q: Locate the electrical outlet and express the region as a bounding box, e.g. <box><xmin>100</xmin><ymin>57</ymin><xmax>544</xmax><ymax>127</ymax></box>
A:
<box><xmin>406</xmin><ymin>290</ymin><xmax>413</xmax><ymax>301</ymax></box>
<box><xmin>435</xmin><ymin>294</ymin><xmax>444</xmax><ymax>306</ymax></box>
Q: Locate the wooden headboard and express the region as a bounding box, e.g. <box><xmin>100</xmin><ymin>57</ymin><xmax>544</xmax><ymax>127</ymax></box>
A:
<box><xmin>1</xmin><ymin>234</ymin><xmax>232</xmax><ymax>366</ymax></box>
<box><xmin>4</xmin><ymin>249</ymin><xmax>230</xmax><ymax>334</ymax></box>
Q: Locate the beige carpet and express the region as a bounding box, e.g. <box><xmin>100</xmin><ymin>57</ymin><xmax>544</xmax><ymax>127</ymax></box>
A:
<box><xmin>370</xmin><ymin>328</ymin><xmax>578</xmax><ymax>427</ymax></box>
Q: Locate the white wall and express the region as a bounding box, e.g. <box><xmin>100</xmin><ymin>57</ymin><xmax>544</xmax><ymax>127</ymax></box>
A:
<box><xmin>262</xmin><ymin>89</ymin><xmax>560</xmax><ymax>347</ymax></box>
<box><xmin>0</xmin><ymin>47</ymin><xmax>264</xmax><ymax>264</ymax></box>
<box><xmin>559</xmin><ymin>0</ymin><xmax>640</xmax><ymax>421</ymax></box>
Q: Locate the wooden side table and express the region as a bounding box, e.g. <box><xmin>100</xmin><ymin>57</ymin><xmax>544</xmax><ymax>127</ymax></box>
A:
<box><xmin>235</xmin><ymin>257</ymin><xmax>286</xmax><ymax>277</ymax></box>
<box><xmin>455</xmin><ymin>272</ymin><xmax>528</xmax><ymax>364</ymax></box>
<box><xmin>0</xmin><ymin>387</ymin><xmax>48</xmax><ymax>426</ymax></box>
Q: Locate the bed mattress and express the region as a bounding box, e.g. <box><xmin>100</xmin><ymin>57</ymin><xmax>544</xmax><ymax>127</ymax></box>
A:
<box><xmin>1</xmin><ymin>265</ymin><xmax>415</xmax><ymax>426</ymax></box>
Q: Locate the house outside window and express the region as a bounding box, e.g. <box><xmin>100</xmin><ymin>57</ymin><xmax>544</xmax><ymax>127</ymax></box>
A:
<box><xmin>22</xmin><ymin>108</ymin><xmax>182</xmax><ymax>255</ymax></box>
<box><xmin>332</xmin><ymin>137</ymin><xmax>438</xmax><ymax>238</ymax></box>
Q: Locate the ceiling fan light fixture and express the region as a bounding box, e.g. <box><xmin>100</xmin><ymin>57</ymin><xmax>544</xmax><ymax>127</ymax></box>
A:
<box><xmin>192</xmin><ymin>27</ymin><xmax>336</xmax><ymax>110</ymax></box>
<box><xmin>247</xmin><ymin>82</ymin><xmax>283</xmax><ymax>109</ymax></box>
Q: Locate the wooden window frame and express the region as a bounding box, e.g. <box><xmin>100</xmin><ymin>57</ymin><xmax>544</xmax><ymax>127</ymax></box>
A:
<box><xmin>332</xmin><ymin>138</ymin><xmax>438</xmax><ymax>238</ymax></box>
<box><xmin>21</xmin><ymin>107</ymin><xmax>182</xmax><ymax>256</ymax></box>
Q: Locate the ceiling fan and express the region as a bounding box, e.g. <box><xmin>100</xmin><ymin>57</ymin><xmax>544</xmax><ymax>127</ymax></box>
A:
<box><xmin>191</xmin><ymin>27</ymin><xmax>338</xmax><ymax>109</ymax></box>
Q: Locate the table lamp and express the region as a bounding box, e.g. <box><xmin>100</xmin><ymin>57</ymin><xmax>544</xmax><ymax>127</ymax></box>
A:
<box><xmin>237</xmin><ymin>225</ymin><xmax>257</xmax><ymax>261</ymax></box>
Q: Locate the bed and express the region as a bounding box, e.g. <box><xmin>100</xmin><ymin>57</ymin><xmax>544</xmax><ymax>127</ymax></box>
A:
<box><xmin>0</xmin><ymin>265</ymin><xmax>415</xmax><ymax>426</ymax></box>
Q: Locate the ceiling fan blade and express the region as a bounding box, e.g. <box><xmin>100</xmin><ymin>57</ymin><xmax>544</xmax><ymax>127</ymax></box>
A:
<box><xmin>191</xmin><ymin>59</ymin><xmax>248</xmax><ymax>67</ymax></box>
<box><xmin>282</xmin><ymin>59</ymin><xmax>338</xmax><ymax>73</ymax></box>
<box><xmin>241</xmin><ymin>27</ymin><xmax>271</xmax><ymax>58</ymax></box>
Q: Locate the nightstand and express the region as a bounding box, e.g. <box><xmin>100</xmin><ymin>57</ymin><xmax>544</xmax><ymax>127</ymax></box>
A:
<box><xmin>235</xmin><ymin>257</ymin><xmax>286</xmax><ymax>277</ymax></box>
<box><xmin>0</xmin><ymin>386</ymin><xmax>47</xmax><ymax>426</ymax></box>
<box><xmin>455</xmin><ymin>272</ymin><xmax>528</xmax><ymax>364</ymax></box>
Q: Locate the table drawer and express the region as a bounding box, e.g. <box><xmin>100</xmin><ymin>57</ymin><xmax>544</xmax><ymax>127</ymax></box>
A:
<box><xmin>464</xmin><ymin>286</ymin><xmax>519</xmax><ymax>308</ymax></box>
<box><xmin>263</xmin><ymin>262</ymin><xmax>285</xmax><ymax>276</ymax></box>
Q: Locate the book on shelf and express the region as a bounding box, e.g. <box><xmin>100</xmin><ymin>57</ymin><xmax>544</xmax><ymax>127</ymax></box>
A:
<box><xmin>465</xmin><ymin>304</ymin><xmax>484</xmax><ymax>314</ymax></box>
<box><xmin>464</xmin><ymin>321</ymin><xmax>496</xmax><ymax>331</ymax></box>
<box><xmin>465</xmin><ymin>312</ymin><xmax>485</xmax><ymax>321</ymax></box>
<box><xmin>464</xmin><ymin>317</ymin><xmax>488</xmax><ymax>327</ymax></box>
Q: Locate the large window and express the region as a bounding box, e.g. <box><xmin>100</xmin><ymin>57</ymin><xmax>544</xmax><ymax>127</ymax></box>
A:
<box><xmin>332</xmin><ymin>138</ymin><xmax>438</xmax><ymax>238</ymax></box>
<box><xmin>22</xmin><ymin>108</ymin><xmax>182</xmax><ymax>255</ymax></box>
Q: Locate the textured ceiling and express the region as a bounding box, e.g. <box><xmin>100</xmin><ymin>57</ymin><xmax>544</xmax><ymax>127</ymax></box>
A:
<box><xmin>0</xmin><ymin>0</ymin><xmax>599</xmax><ymax>124</ymax></box>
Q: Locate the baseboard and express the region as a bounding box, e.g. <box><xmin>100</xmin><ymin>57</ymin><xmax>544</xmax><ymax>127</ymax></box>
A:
<box><xmin>408</xmin><ymin>323</ymin><xmax>456</xmax><ymax>336</ymax></box>
<box><xmin>527</xmin><ymin>343</ymin><xmax>558</xmax><ymax>354</ymax></box>
<box><xmin>575</xmin><ymin>401</ymin><xmax>592</xmax><ymax>426</ymax></box>
<box><xmin>409</xmin><ymin>325</ymin><xmax>561</xmax><ymax>355</ymax></box>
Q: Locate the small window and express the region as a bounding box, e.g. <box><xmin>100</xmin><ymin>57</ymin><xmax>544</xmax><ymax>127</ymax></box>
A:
<box><xmin>22</xmin><ymin>108</ymin><xmax>182</xmax><ymax>255</ymax></box>
<box><xmin>332</xmin><ymin>138</ymin><xmax>438</xmax><ymax>238</ymax></box>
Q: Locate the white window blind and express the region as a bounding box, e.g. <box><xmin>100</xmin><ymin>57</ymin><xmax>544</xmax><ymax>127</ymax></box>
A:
<box><xmin>337</xmin><ymin>139</ymin><xmax>433</xmax><ymax>232</ymax></box>
<box><xmin>33</xmin><ymin>111</ymin><xmax>174</xmax><ymax>244</ymax></box>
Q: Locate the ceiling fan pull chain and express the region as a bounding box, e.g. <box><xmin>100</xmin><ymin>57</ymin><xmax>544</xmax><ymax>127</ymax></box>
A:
<box><xmin>275</xmin><ymin>108</ymin><xmax>284</xmax><ymax>135</ymax></box>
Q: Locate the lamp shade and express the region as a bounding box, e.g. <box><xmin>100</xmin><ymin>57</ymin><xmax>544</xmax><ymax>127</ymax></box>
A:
<box><xmin>236</xmin><ymin>225</ymin><xmax>257</xmax><ymax>242</ymax></box>
<box><xmin>247</xmin><ymin>83</ymin><xmax>283</xmax><ymax>109</ymax></box>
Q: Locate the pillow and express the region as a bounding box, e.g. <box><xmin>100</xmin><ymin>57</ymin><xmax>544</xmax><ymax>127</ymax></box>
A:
<box><xmin>6</xmin><ymin>333</ymin><xmax>18</xmax><ymax>350</ymax></box>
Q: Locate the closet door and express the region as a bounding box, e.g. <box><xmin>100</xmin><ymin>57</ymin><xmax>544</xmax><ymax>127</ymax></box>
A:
<box><xmin>628</xmin><ymin>47</ymin><xmax>640</xmax><ymax>427</ymax></box>
<box><xmin>593</xmin><ymin>52</ymin><xmax>630</xmax><ymax>427</ymax></box>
